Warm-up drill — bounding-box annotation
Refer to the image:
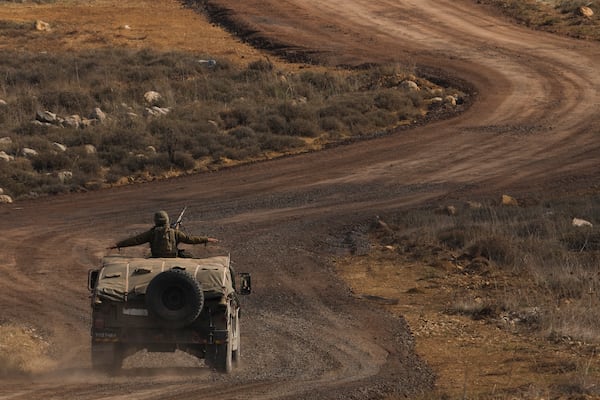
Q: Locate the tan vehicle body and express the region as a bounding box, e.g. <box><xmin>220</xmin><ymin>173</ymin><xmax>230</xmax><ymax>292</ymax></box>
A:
<box><xmin>88</xmin><ymin>255</ymin><xmax>250</xmax><ymax>373</ymax></box>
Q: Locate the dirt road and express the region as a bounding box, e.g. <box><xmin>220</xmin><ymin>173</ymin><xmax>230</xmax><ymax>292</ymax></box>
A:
<box><xmin>1</xmin><ymin>0</ymin><xmax>599</xmax><ymax>398</ymax></box>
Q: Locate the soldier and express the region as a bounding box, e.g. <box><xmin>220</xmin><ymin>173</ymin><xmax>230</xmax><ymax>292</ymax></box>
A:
<box><xmin>111</xmin><ymin>210</ymin><xmax>218</xmax><ymax>258</ymax></box>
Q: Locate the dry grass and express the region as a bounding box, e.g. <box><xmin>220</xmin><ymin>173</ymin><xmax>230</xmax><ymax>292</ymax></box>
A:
<box><xmin>0</xmin><ymin>324</ymin><xmax>55</xmax><ymax>375</ymax></box>
<box><xmin>340</xmin><ymin>194</ymin><xmax>600</xmax><ymax>398</ymax></box>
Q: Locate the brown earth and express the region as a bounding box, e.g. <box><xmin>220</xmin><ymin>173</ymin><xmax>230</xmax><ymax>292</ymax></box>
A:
<box><xmin>1</xmin><ymin>0</ymin><xmax>600</xmax><ymax>399</ymax></box>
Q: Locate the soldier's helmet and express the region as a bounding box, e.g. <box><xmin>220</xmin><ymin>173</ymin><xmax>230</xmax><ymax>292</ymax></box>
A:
<box><xmin>154</xmin><ymin>210</ymin><xmax>170</xmax><ymax>226</ymax></box>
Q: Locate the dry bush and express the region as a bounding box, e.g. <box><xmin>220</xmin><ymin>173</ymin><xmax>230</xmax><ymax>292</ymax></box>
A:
<box><xmin>0</xmin><ymin>48</ymin><xmax>442</xmax><ymax>197</ymax></box>
<box><xmin>447</xmin><ymin>298</ymin><xmax>500</xmax><ymax>320</ymax></box>
<box><xmin>466</xmin><ymin>235</ymin><xmax>518</xmax><ymax>266</ymax></box>
<box><xmin>374</xmin><ymin>195</ymin><xmax>600</xmax><ymax>342</ymax></box>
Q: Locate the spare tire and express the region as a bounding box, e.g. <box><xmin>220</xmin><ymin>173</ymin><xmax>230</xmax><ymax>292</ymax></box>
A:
<box><xmin>145</xmin><ymin>268</ymin><xmax>203</xmax><ymax>328</ymax></box>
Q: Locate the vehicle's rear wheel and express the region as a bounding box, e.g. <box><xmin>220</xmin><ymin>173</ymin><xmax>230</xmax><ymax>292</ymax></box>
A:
<box><xmin>213</xmin><ymin>327</ymin><xmax>233</xmax><ymax>373</ymax></box>
<box><xmin>91</xmin><ymin>342</ymin><xmax>124</xmax><ymax>373</ymax></box>
<box><xmin>145</xmin><ymin>268</ymin><xmax>203</xmax><ymax>328</ymax></box>
<box><xmin>232</xmin><ymin>309</ymin><xmax>240</xmax><ymax>363</ymax></box>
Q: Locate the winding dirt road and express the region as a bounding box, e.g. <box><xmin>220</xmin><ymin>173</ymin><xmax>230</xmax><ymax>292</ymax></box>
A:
<box><xmin>1</xmin><ymin>0</ymin><xmax>600</xmax><ymax>398</ymax></box>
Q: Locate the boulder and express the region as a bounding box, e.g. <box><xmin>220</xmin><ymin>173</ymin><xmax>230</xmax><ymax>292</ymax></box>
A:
<box><xmin>0</xmin><ymin>151</ymin><xmax>14</xmax><ymax>162</ymax></box>
<box><xmin>400</xmin><ymin>80</ymin><xmax>420</xmax><ymax>91</ymax></box>
<box><xmin>34</xmin><ymin>20</ymin><xmax>50</xmax><ymax>31</ymax></box>
<box><xmin>144</xmin><ymin>106</ymin><xmax>171</xmax><ymax>117</ymax></box>
<box><xmin>36</xmin><ymin>110</ymin><xmax>57</xmax><ymax>124</ymax></box>
<box><xmin>444</xmin><ymin>95</ymin><xmax>457</xmax><ymax>106</ymax></box>
<box><xmin>466</xmin><ymin>201</ymin><xmax>483</xmax><ymax>210</ymax></box>
<box><xmin>22</xmin><ymin>148</ymin><xmax>38</xmax><ymax>157</ymax></box>
<box><xmin>53</xmin><ymin>142</ymin><xmax>67</xmax><ymax>152</ymax></box>
<box><xmin>57</xmin><ymin>171</ymin><xmax>73</xmax><ymax>183</ymax></box>
<box><xmin>62</xmin><ymin>115</ymin><xmax>82</xmax><ymax>128</ymax></box>
<box><xmin>144</xmin><ymin>91</ymin><xmax>162</xmax><ymax>105</ymax></box>
<box><xmin>578</xmin><ymin>6</ymin><xmax>594</xmax><ymax>18</ymax></box>
<box><xmin>572</xmin><ymin>218</ymin><xmax>593</xmax><ymax>228</ymax></box>
<box><xmin>146</xmin><ymin>145</ymin><xmax>157</xmax><ymax>153</ymax></box>
<box><xmin>0</xmin><ymin>194</ymin><xmax>13</xmax><ymax>204</ymax></box>
<box><xmin>0</xmin><ymin>99</ymin><xmax>7</xmax><ymax>106</ymax></box>
<box><xmin>501</xmin><ymin>194</ymin><xmax>519</xmax><ymax>207</ymax></box>
<box><xmin>84</xmin><ymin>144</ymin><xmax>97</xmax><ymax>155</ymax></box>
<box><xmin>89</xmin><ymin>108</ymin><xmax>107</xmax><ymax>123</ymax></box>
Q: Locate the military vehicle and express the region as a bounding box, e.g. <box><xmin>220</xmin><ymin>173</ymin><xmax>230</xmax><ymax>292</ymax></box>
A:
<box><xmin>88</xmin><ymin>254</ymin><xmax>251</xmax><ymax>373</ymax></box>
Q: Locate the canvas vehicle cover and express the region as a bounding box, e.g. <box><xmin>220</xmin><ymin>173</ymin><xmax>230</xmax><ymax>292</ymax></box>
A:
<box><xmin>95</xmin><ymin>255</ymin><xmax>234</xmax><ymax>302</ymax></box>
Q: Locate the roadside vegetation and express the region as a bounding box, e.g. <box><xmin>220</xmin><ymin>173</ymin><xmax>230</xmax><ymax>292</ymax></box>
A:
<box><xmin>342</xmin><ymin>194</ymin><xmax>600</xmax><ymax>397</ymax></box>
<box><xmin>371</xmin><ymin>196</ymin><xmax>600</xmax><ymax>342</ymax></box>
<box><xmin>0</xmin><ymin>48</ymin><xmax>463</xmax><ymax>199</ymax></box>
<box><xmin>479</xmin><ymin>0</ymin><xmax>600</xmax><ymax>40</ymax></box>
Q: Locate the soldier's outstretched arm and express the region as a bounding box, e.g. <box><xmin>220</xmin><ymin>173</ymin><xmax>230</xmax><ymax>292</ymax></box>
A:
<box><xmin>116</xmin><ymin>229</ymin><xmax>153</xmax><ymax>248</ymax></box>
<box><xmin>175</xmin><ymin>230</ymin><xmax>218</xmax><ymax>245</ymax></box>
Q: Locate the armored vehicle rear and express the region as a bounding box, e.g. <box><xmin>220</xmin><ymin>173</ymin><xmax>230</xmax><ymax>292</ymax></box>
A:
<box><xmin>88</xmin><ymin>255</ymin><xmax>251</xmax><ymax>373</ymax></box>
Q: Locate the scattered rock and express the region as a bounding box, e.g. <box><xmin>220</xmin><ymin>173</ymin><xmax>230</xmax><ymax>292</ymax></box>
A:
<box><xmin>578</xmin><ymin>6</ymin><xmax>594</xmax><ymax>18</ymax></box>
<box><xmin>22</xmin><ymin>148</ymin><xmax>38</xmax><ymax>157</ymax></box>
<box><xmin>0</xmin><ymin>194</ymin><xmax>13</xmax><ymax>204</ymax></box>
<box><xmin>445</xmin><ymin>205</ymin><xmax>458</xmax><ymax>216</ymax></box>
<box><xmin>34</xmin><ymin>20</ymin><xmax>50</xmax><ymax>31</ymax></box>
<box><xmin>57</xmin><ymin>171</ymin><xmax>73</xmax><ymax>183</ymax></box>
<box><xmin>144</xmin><ymin>91</ymin><xmax>162</xmax><ymax>105</ymax></box>
<box><xmin>62</xmin><ymin>115</ymin><xmax>82</xmax><ymax>129</ymax></box>
<box><xmin>572</xmin><ymin>217</ymin><xmax>593</xmax><ymax>228</ymax></box>
<box><xmin>0</xmin><ymin>151</ymin><xmax>14</xmax><ymax>162</ymax></box>
<box><xmin>36</xmin><ymin>110</ymin><xmax>57</xmax><ymax>124</ymax></box>
<box><xmin>84</xmin><ymin>144</ymin><xmax>97</xmax><ymax>155</ymax></box>
<box><xmin>429</xmin><ymin>88</ymin><xmax>444</xmax><ymax>97</ymax></box>
<box><xmin>501</xmin><ymin>194</ymin><xmax>519</xmax><ymax>207</ymax></box>
<box><xmin>89</xmin><ymin>108</ymin><xmax>107</xmax><ymax>123</ymax></box>
<box><xmin>80</xmin><ymin>118</ymin><xmax>96</xmax><ymax>128</ymax></box>
<box><xmin>444</xmin><ymin>95</ymin><xmax>457</xmax><ymax>106</ymax></box>
<box><xmin>400</xmin><ymin>80</ymin><xmax>420</xmax><ymax>91</ymax></box>
<box><xmin>144</xmin><ymin>106</ymin><xmax>171</xmax><ymax>117</ymax></box>
<box><xmin>52</xmin><ymin>142</ymin><xmax>67</xmax><ymax>152</ymax></box>
<box><xmin>466</xmin><ymin>200</ymin><xmax>483</xmax><ymax>210</ymax></box>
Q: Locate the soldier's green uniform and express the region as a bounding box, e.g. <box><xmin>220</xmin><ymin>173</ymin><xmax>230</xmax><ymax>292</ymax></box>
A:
<box><xmin>115</xmin><ymin>211</ymin><xmax>213</xmax><ymax>258</ymax></box>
